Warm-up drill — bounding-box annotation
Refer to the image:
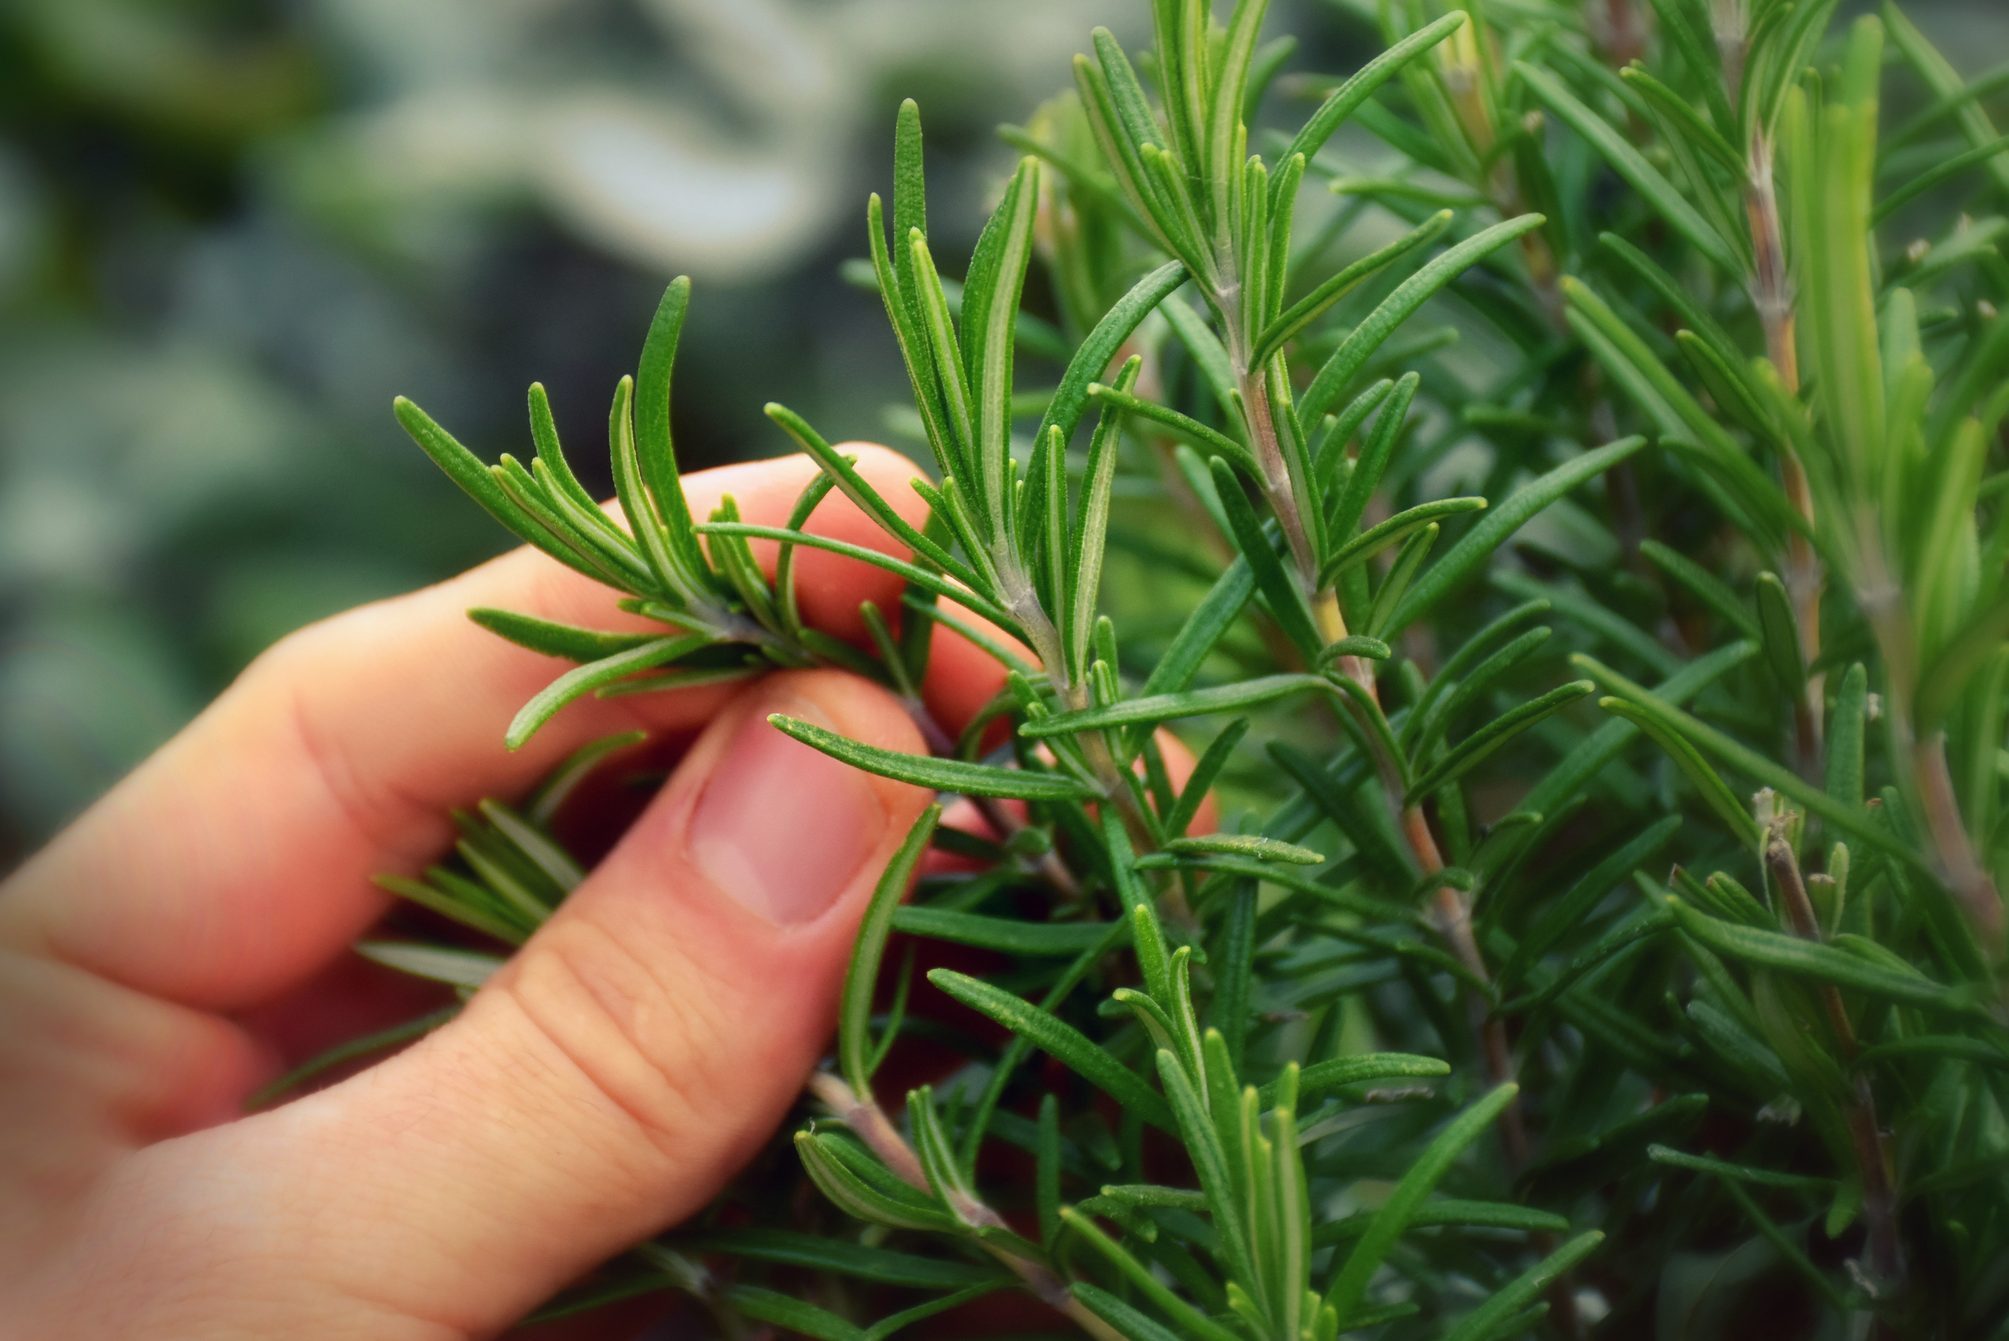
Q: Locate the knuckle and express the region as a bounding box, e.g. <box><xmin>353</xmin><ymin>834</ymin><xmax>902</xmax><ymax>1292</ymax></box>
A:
<box><xmin>492</xmin><ymin>913</ymin><xmax>739</xmax><ymax>1167</ymax></box>
<box><xmin>242</xmin><ymin>604</ymin><xmax>373</xmax><ymax>688</ymax></box>
<box><xmin>240</xmin><ymin>606</ymin><xmax>433</xmax><ymax>862</ymax></box>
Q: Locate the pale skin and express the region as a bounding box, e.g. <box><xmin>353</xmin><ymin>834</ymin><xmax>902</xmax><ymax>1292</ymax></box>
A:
<box><xmin>0</xmin><ymin>443</ymin><xmax>1210</xmax><ymax>1338</ymax></box>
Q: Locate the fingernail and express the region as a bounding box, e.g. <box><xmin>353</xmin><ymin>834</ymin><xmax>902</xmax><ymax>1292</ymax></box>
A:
<box><xmin>690</xmin><ymin>695</ymin><xmax>885</xmax><ymax>924</ymax></box>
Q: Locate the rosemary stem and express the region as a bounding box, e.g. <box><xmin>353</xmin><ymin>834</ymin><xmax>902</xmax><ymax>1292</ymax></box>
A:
<box><xmin>1737</xmin><ymin>36</ymin><xmax>1826</xmax><ymax>781</ymax></box>
<box><xmin>1763</xmin><ymin>838</ymin><xmax>1905</xmax><ymax>1297</ymax></box>
<box><xmin>909</xmin><ymin>699</ymin><xmax>1081</xmax><ymax>899</ymax></box>
<box><xmin>1000</xmin><ymin>570</ymin><xmax>1187</xmax><ymax>919</ymax></box>
<box><xmin>808</xmin><ymin>1074</ymin><xmax>1125</xmax><ymax>1341</ymax></box>
<box><xmin>1235</xmin><ymin>315</ymin><xmax>1524</xmax><ymax>1158</ymax></box>
<box><xmin>1913</xmin><ymin>732</ymin><xmax>2006</xmax><ymax>949</ymax></box>
<box><xmin>1855</xmin><ymin>540</ymin><xmax>2006</xmax><ymax>954</ymax></box>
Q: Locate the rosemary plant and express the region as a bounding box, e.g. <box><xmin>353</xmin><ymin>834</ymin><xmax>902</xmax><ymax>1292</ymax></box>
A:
<box><xmin>307</xmin><ymin>0</ymin><xmax>2009</xmax><ymax>1335</ymax></box>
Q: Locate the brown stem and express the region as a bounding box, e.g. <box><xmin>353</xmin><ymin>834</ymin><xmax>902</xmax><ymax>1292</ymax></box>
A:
<box><xmin>1763</xmin><ymin>839</ymin><xmax>1905</xmax><ymax>1297</ymax></box>
<box><xmin>1404</xmin><ymin>798</ymin><xmax>1528</xmax><ymax>1163</ymax></box>
<box><xmin>808</xmin><ymin>1074</ymin><xmax>1125</xmax><ymax>1341</ymax></box>
<box><xmin>1310</xmin><ymin>584</ymin><xmax>1528</xmax><ymax>1163</ymax></box>
<box><xmin>1746</xmin><ymin>107</ymin><xmax>1826</xmax><ymax>781</ymax></box>
<box><xmin>1856</xmin><ymin>541</ymin><xmax>2005</xmax><ymax>957</ymax></box>
<box><xmin>910</xmin><ymin>702</ymin><xmax>1081</xmax><ymax>899</ymax></box>
<box><xmin>1226</xmin><ymin>229</ymin><xmax>1525</xmax><ymax>1161</ymax></box>
<box><xmin>1726</xmin><ymin>10</ymin><xmax>1824</xmax><ymax>782</ymax></box>
<box><xmin>999</xmin><ymin>576</ymin><xmax>1162</xmax><ymax>874</ymax></box>
<box><xmin>939</xmin><ymin>544</ymin><xmax>1189</xmax><ymax>930</ymax></box>
<box><xmin>810</xmin><ymin>1072</ymin><xmax>926</xmax><ymax>1188</ymax></box>
<box><xmin>1239</xmin><ymin>351</ymin><xmax>1319</xmax><ymax>581</ymax></box>
<box><xmin>1590</xmin><ymin>0</ymin><xmax>1649</xmax><ymax>68</ymax></box>
<box><xmin>1914</xmin><ymin>732</ymin><xmax>2006</xmax><ymax>949</ymax></box>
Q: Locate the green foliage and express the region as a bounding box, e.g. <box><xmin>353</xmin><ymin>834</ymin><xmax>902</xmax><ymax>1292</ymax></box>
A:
<box><xmin>354</xmin><ymin>1</ymin><xmax>2009</xmax><ymax>1335</ymax></box>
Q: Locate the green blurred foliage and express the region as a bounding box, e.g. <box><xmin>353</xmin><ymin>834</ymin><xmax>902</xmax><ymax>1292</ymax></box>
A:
<box><xmin>0</xmin><ymin>0</ymin><xmax>1155</xmax><ymax>851</ymax></box>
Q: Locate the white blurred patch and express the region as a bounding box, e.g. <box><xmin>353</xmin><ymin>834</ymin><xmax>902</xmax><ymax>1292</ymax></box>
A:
<box><xmin>279</xmin><ymin>0</ymin><xmax>1140</xmax><ymax>276</ymax></box>
<box><xmin>534</xmin><ymin>93</ymin><xmax>843</xmax><ymax>278</ymax></box>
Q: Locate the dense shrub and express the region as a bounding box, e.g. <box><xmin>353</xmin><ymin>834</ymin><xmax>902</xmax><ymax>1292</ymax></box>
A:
<box><xmin>327</xmin><ymin>1</ymin><xmax>2009</xmax><ymax>1335</ymax></box>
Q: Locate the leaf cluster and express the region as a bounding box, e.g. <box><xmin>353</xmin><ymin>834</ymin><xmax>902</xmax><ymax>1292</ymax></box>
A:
<box><xmin>332</xmin><ymin>1</ymin><xmax>2009</xmax><ymax>1335</ymax></box>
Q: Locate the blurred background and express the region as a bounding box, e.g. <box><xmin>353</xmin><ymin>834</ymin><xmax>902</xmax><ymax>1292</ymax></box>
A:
<box><xmin>0</xmin><ymin>0</ymin><xmax>1999</xmax><ymax>860</ymax></box>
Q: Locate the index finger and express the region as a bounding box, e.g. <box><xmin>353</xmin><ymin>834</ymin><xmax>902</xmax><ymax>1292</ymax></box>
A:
<box><xmin>0</xmin><ymin>444</ymin><xmax>1011</xmax><ymax>1007</ymax></box>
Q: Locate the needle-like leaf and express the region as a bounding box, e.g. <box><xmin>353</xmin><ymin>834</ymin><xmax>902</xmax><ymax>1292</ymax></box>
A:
<box><xmin>1405</xmin><ymin>680</ymin><xmax>1595</xmax><ymax>804</ymax></box>
<box><xmin>505</xmin><ymin>634</ymin><xmax>711</xmax><ymax>750</ymax></box>
<box><xmin>1388</xmin><ymin>437</ymin><xmax>1645</xmax><ymax>632</ymax></box>
<box><xmin>772</xmin><ymin>716</ymin><xmax>1098</xmax><ymax>802</ymax></box>
<box><xmin>1324</xmin><ymin>1084</ymin><xmax>1520</xmax><ymax>1322</ymax></box>
<box><xmin>1300</xmin><ymin>214</ymin><xmax>1546</xmax><ymax>423</ymax></box>
<box><xmin>1021</xmin><ymin>674</ymin><xmax>1331</xmax><ymax>739</ymax></box>
<box><xmin>929</xmin><ymin>970</ymin><xmax>1172</xmax><ymax>1128</ymax></box>
<box><xmin>1517</xmin><ymin>63</ymin><xmax>1738</xmax><ymax>274</ymax></box>
<box><xmin>838</xmin><ymin>806</ymin><xmax>941</xmax><ymax>1094</ymax></box>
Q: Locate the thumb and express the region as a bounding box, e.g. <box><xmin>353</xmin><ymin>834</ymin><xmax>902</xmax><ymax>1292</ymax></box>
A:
<box><xmin>200</xmin><ymin>670</ymin><xmax>928</xmax><ymax>1333</ymax></box>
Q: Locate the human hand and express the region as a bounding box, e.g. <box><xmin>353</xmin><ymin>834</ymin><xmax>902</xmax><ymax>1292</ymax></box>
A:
<box><xmin>0</xmin><ymin>444</ymin><xmax>1012</xmax><ymax>1338</ymax></box>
